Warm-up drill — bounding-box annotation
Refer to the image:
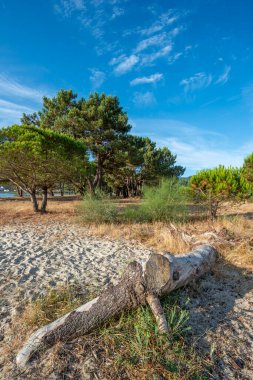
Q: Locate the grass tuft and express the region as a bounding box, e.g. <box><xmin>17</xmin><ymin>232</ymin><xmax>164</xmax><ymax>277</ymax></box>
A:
<box><xmin>21</xmin><ymin>284</ymin><xmax>84</xmax><ymax>329</ymax></box>
<box><xmin>99</xmin><ymin>293</ymin><xmax>207</xmax><ymax>379</ymax></box>
<box><xmin>78</xmin><ymin>191</ymin><xmax>119</xmax><ymax>224</ymax></box>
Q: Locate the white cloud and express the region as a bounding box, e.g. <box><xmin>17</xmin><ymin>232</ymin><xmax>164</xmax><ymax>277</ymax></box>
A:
<box><xmin>141</xmin><ymin>44</ymin><xmax>173</xmax><ymax>65</ymax></box>
<box><xmin>113</xmin><ymin>54</ymin><xmax>139</xmax><ymax>75</ymax></box>
<box><xmin>140</xmin><ymin>10</ymin><xmax>178</xmax><ymax>36</ymax></box>
<box><xmin>0</xmin><ymin>75</ymin><xmax>47</xmax><ymax>102</ymax></box>
<box><xmin>130</xmin><ymin>73</ymin><xmax>163</xmax><ymax>86</ymax></box>
<box><xmin>0</xmin><ymin>99</ymin><xmax>34</xmax><ymax>126</ymax></box>
<box><xmin>131</xmin><ymin>118</ymin><xmax>252</xmax><ymax>175</ymax></box>
<box><xmin>133</xmin><ymin>91</ymin><xmax>156</xmax><ymax>106</ymax></box>
<box><xmin>89</xmin><ymin>68</ymin><xmax>105</xmax><ymax>89</ymax></box>
<box><xmin>169</xmin><ymin>26</ymin><xmax>182</xmax><ymax>37</ymax></box>
<box><xmin>109</xmin><ymin>54</ymin><xmax>126</xmax><ymax>66</ymax></box>
<box><xmin>111</xmin><ymin>6</ymin><xmax>124</xmax><ymax>20</ymax></box>
<box><xmin>168</xmin><ymin>52</ymin><xmax>183</xmax><ymax>64</ymax></box>
<box><xmin>216</xmin><ymin>65</ymin><xmax>231</xmax><ymax>84</ymax></box>
<box><xmin>54</xmin><ymin>0</ymin><xmax>85</xmax><ymax>17</ymax></box>
<box><xmin>134</xmin><ymin>33</ymin><xmax>166</xmax><ymax>53</ymax></box>
<box><xmin>180</xmin><ymin>72</ymin><xmax>213</xmax><ymax>93</ymax></box>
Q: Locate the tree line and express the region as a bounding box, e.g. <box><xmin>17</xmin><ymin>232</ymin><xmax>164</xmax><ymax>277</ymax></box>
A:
<box><xmin>0</xmin><ymin>90</ymin><xmax>184</xmax><ymax>212</ymax></box>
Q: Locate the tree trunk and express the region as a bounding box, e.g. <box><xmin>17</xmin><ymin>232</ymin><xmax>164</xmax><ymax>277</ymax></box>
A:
<box><xmin>210</xmin><ymin>200</ymin><xmax>219</xmax><ymax>220</ymax></box>
<box><xmin>40</xmin><ymin>187</ymin><xmax>48</xmax><ymax>213</ymax></box>
<box><xmin>16</xmin><ymin>245</ymin><xmax>217</xmax><ymax>368</ymax></box>
<box><xmin>30</xmin><ymin>191</ymin><xmax>39</xmax><ymax>213</ymax></box>
<box><xmin>93</xmin><ymin>156</ymin><xmax>103</xmax><ymax>190</ymax></box>
<box><xmin>60</xmin><ymin>183</ymin><xmax>64</xmax><ymax>197</ymax></box>
<box><xmin>16</xmin><ymin>186</ymin><xmax>23</xmax><ymax>197</ymax></box>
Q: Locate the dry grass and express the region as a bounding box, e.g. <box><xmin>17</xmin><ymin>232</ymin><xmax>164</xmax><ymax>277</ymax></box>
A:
<box><xmin>3</xmin><ymin>288</ymin><xmax>208</xmax><ymax>380</ymax></box>
<box><xmin>1</xmin><ymin>199</ymin><xmax>252</xmax><ymax>379</ymax></box>
<box><xmin>0</xmin><ymin>197</ymin><xmax>80</xmax><ymax>225</ymax></box>
<box><xmin>87</xmin><ymin>221</ymin><xmax>191</xmax><ymax>253</ymax></box>
<box><xmin>1</xmin><ymin>198</ymin><xmax>252</xmax><ymax>269</ymax></box>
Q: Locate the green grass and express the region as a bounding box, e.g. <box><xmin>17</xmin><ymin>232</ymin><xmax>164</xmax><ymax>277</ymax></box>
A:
<box><xmin>18</xmin><ymin>285</ymin><xmax>209</xmax><ymax>379</ymax></box>
<box><xmin>100</xmin><ymin>293</ymin><xmax>207</xmax><ymax>379</ymax></box>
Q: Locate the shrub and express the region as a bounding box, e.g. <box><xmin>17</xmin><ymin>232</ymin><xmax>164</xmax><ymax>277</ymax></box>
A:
<box><xmin>243</xmin><ymin>152</ymin><xmax>253</xmax><ymax>183</ymax></box>
<box><xmin>79</xmin><ymin>191</ymin><xmax>119</xmax><ymax>223</ymax></box>
<box><xmin>124</xmin><ymin>178</ymin><xmax>190</xmax><ymax>223</ymax></box>
<box><xmin>190</xmin><ymin>166</ymin><xmax>251</xmax><ymax>219</ymax></box>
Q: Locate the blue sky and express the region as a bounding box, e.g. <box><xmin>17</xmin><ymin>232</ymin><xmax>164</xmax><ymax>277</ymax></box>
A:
<box><xmin>0</xmin><ymin>0</ymin><xmax>253</xmax><ymax>175</ymax></box>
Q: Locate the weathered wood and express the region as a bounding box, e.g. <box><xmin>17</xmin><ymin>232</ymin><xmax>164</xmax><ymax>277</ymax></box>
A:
<box><xmin>16</xmin><ymin>244</ymin><xmax>217</xmax><ymax>367</ymax></box>
<box><xmin>146</xmin><ymin>293</ymin><xmax>169</xmax><ymax>333</ymax></box>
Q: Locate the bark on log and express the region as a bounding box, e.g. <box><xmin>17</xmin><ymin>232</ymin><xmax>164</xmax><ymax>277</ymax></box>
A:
<box><xmin>16</xmin><ymin>244</ymin><xmax>217</xmax><ymax>368</ymax></box>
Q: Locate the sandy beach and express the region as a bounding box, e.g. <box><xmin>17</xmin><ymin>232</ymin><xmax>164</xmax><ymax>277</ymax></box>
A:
<box><xmin>0</xmin><ymin>207</ymin><xmax>252</xmax><ymax>379</ymax></box>
<box><xmin>0</xmin><ymin>221</ymin><xmax>154</xmax><ymax>329</ymax></box>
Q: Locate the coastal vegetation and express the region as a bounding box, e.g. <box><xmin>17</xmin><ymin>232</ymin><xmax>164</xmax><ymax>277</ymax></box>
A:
<box><xmin>0</xmin><ymin>90</ymin><xmax>252</xmax><ymax>219</ymax></box>
<box><xmin>0</xmin><ymin>91</ymin><xmax>253</xmax><ymax>380</ymax></box>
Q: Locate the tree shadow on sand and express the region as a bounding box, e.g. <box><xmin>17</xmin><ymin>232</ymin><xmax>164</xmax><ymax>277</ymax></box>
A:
<box><xmin>181</xmin><ymin>259</ymin><xmax>253</xmax><ymax>379</ymax></box>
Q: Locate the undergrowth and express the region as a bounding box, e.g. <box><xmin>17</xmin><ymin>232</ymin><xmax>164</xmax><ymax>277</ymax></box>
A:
<box><xmin>11</xmin><ymin>287</ymin><xmax>209</xmax><ymax>380</ymax></box>
<box><xmin>79</xmin><ymin>179</ymin><xmax>191</xmax><ymax>224</ymax></box>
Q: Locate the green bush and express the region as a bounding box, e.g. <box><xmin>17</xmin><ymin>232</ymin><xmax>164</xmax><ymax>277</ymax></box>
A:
<box><xmin>243</xmin><ymin>152</ymin><xmax>253</xmax><ymax>183</ymax></box>
<box><xmin>123</xmin><ymin>178</ymin><xmax>190</xmax><ymax>223</ymax></box>
<box><xmin>79</xmin><ymin>191</ymin><xmax>119</xmax><ymax>223</ymax></box>
<box><xmin>190</xmin><ymin>165</ymin><xmax>251</xmax><ymax>219</ymax></box>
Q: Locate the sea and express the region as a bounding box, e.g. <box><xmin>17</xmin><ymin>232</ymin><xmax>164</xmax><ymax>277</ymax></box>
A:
<box><xmin>0</xmin><ymin>193</ymin><xmax>17</xmax><ymax>198</ymax></box>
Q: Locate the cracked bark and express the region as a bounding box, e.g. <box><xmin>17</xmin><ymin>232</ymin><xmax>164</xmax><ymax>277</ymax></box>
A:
<box><xmin>16</xmin><ymin>244</ymin><xmax>217</xmax><ymax>367</ymax></box>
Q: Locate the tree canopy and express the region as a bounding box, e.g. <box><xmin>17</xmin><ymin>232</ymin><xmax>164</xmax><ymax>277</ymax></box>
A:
<box><xmin>20</xmin><ymin>90</ymin><xmax>184</xmax><ymax>198</ymax></box>
<box><xmin>243</xmin><ymin>152</ymin><xmax>253</xmax><ymax>183</ymax></box>
<box><xmin>0</xmin><ymin>125</ymin><xmax>87</xmax><ymax>212</ymax></box>
<box><xmin>190</xmin><ymin>165</ymin><xmax>251</xmax><ymax>218</ymax></box>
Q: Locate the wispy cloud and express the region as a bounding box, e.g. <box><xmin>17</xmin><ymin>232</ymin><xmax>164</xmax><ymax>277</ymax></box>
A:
<box><xmin>180</xmin><ymin>65</ymin><xmax>231</xmax><ymax>94</ymax></box>
<box><xmin>168</xmin><ymin>52</ymin><xmax>183</xmax><ymax>64</ymax></box>
<box><xmin>133</xmin><ymin>91</ymin><xmax>156</xmax><ymax>106</ymax></box>
<box><xmin>216</xmin><ymin>65</ymin><xmax>231</xmax><ymax>84</ymax></box>
<box><xmin>140</xmin><ymin>10</ymin><xmax>178</xmax><ymax>36</ymax></box>
<box><xmin>54</xmin><ymin>0</ymin><xmax>85</xmax><ymax>17</ymax></box>
<box><xmin>55</xmin><ymin>0</ymin><xmax>125</xmax><ymax>43</ymax></box>
<box><xmin>160</xmin><ymin>136</ymin><xmax>248</xmax><ymax>173</ymax></box>
<box><xmin>89</xmin><ymin>68</ymin><xmax>105</xmax><ymax>89</ymax></box>
<box><xmin>134</xmin><ymin>33</ymin><xmax>167</xmax><ymax>53</ymax></box>
<box><xmin>180</xmin><ymin>72</ymin><xmax>213</xmax><ymax>93</ymax></box>
<box><xmin>0</xmin><ymin>74</ymin><xmax>47</xmax><ymax>102</ymax></box>
<box><xmin>112</xmin><ymin>54</ymin><xmax>139</xmax><ymax>75</ymax></box>
<box><xmin>111</xmin><ymin>6</ymin><xmax>124</xmax><ymax>20</ymax></box>
<box><xmin>141</xmin><ymin>44</ymin><xmax>173</xmax><ymax>65</ymax></box>
<box><xmin>0</xmin><ymin>99</ymin><xmax>34</xmax><ymax>126</ymax></box>
<box><xmin>130</xmin><ymin>73</ymin><xmax>163</xmax><ymax>86</ymax></box>
<box><xmin>131</xmin><ymin>118</ymin><xmax>252</xmax><ymax>175</ymax></box>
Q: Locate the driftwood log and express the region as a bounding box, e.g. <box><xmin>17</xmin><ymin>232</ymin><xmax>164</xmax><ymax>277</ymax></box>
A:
<box><xmin>16</xmin><ymin>244</ymin><xmax>217</xmax><ymax>367</ymax></box>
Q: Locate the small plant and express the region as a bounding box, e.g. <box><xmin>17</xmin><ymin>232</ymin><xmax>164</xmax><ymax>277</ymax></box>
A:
<box><xmin>190</xmin><ymin>166</ymin><xmax>251</xmax><ymax>219</ymax></box>
<box><xmin>123</xmin><ymin>178</ymin><xmax>190</xmax><ymax>223</ymax></box>
<box><xmin>21</xmin><ymin>284</ymin><xmax>85</xmax><ymax>329</ymax></box>
<box><xmin>16</xmin><ymin>287</ymin><xmax>208</xmax><ymax>379</ymax></box>
<box><xmin>100</xmin><ymin>294</ymin><xmax>205</xmax><ymax>379</ymax></box>
<box><xmin>79</xmin><ymin>190</ymin><xmax>119</xmax><ymax>223</ymax></box>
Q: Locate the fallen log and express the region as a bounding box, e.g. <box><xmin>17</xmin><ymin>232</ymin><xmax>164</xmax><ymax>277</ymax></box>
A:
<box><xmin>16</xmin><ymin>244</ymin><xmax>217</xmax><ymax>367</ymax></box>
